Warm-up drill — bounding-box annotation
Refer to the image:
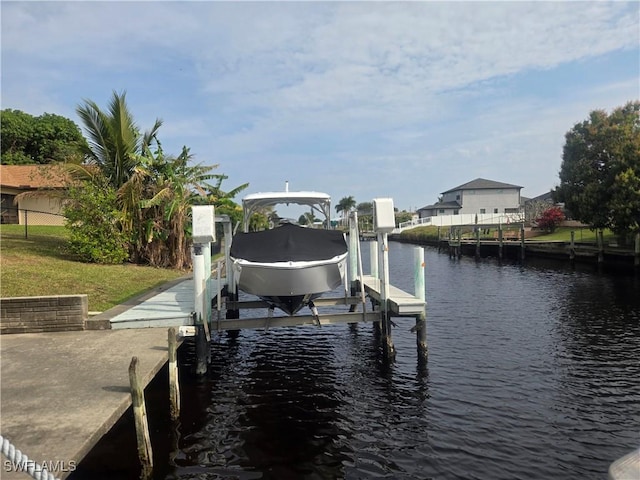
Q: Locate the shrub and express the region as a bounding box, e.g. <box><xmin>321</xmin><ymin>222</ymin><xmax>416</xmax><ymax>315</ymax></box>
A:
<box><xmin>64</xmin><ymin>179</ymin><xmax>129</xmax><ymax>264</ymax></box>
<box><xmin>536</xmin><ymin>206</ymin><xmax>565</xmax><ymax>233</ymax></box>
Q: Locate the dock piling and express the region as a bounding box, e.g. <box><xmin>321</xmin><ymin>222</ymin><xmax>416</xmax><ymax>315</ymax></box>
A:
<box><xmin>128</xmin><ymin>356</ymin><xmax>153</xmax><ymax>479</ymax></box>
<box><xmin>168</xmin><ymin>327</ymin><xmax>180</xmax><ymax>421</ymax></box>
<box><xmin>414</xmin><ymin>247</ymin><xmax>427</xmax><ymax>358</ymax></box>
<box><xmin>195</xmin><ymin>318</ymin><xmax>208</xmax><ymax>376</ymax></box>
<box><xmin>570</xmin><ymin>231</ymin><xmax>576</xmax><ymax>263</ymax></box>
<box><xmin>598</xmin><ymin>230</ymin><xmax>605</xmax><ymax>265</ymax></box>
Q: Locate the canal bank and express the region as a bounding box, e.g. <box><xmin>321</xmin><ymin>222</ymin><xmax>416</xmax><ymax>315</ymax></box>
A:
<box><xmin>391</xmin><ymin>235</ymin><xmax>640</xmax><ymax>272</ymax></box>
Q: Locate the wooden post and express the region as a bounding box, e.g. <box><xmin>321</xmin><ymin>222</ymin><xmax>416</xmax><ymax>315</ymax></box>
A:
<box><xmin>168</xmin><ymin>327</ymin><xmax>180</xmax><ymax>421</ymax></box>
<box><xmin>520</xmin><ymin>224</ymin><xmax>526</xmax><ymax>262</ymax></box>
<box><xmin>597</xmin><ymin>229</ymin><xmax>604</xmax><ymax>265</ymax></box>
<box><xmin>569</xmin><ymin>231</ymin><xmax>576</xmax><ymax>263</ymax></box>
<box><xmin>475</xmin><ymin>227</ymin><xmax>481</xmax><ymax>259</ymax></box>
<box><xmin>379</xmin><ymin>232</ymin><xmax>395</xmax><ymax>358</ymax></box>
<box><xmin>196</xmin><ymin>320</ymin><xmax>208</xmax><ymax>376</ymax></box>
<box><xmin>414</xmin><ymin>247</ymin><xmax>427</xmax><ymax>359</ymax></box>
<box><xmin>498</xmin><ymin>224</ymin><xmax>504</xmax><ymax>260</ymax></box>
<box><xmin>129</xmin><ymin>357</ymin><xmax>153</xmax><ymax>479</ymax></box>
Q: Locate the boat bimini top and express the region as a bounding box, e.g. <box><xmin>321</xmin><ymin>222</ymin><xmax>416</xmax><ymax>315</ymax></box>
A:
<box><xmin>241</xmin><ymin>184</ymin><xmax>332</xmax><ymax>232</ymax></box>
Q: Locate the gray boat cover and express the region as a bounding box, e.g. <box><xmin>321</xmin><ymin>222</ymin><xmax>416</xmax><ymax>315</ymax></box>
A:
<box><xmin>230</xmin><ymin>223</ymin><xmax>347</xmax><ymax>263</ymax></box>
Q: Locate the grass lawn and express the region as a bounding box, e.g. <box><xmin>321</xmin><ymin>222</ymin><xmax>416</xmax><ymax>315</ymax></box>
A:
<box><xmin>0</xmin><ymin>225</ymin><xmax>186</xmax><ymax>312</ymax></box>
<box><xmin>529</xmin><ymin>227</ymin><xmax>616</xmax><ymax>243</ymax></box>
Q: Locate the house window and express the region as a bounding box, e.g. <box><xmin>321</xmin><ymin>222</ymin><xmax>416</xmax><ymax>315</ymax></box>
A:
<box><xmin>480</xmin><ymin>208</ymin><xmax>486</xmax><ymax>214</ymax></box>
<box><xmin>454</xmin><ymin>210</ymin><xmax>459</xmax><ymax>215</ymax></box>
<box><xmin>494</xmin><ymin>208</ymin><xmax>498</xmax><ymax>214</ymax></box>
<box><xmin>456</xmin><ymin>194</ymin><xmax>460</xmax><ymax>201</ymax></box>
<box><xmin>438</xmin><ymin>209</ymin><xmax>445</xmax><ymax>214</ymax></box>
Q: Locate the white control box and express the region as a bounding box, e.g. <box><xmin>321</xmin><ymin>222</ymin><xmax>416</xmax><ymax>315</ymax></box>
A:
<box><xmin>192</xmin><ymin>205</ymin><xmax>215</xmax><ymax>243</ymax></box>
<box><xmin>373</xmin><ymin>198</ymin><xmax>395</xmax><ymax>233</ymax></box>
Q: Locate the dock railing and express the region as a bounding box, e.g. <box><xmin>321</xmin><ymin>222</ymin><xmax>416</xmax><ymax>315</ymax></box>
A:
<box><xmin>396</xmin><ymin>212</ymin><xmax>525</xmax><ymax>233</ymax></box>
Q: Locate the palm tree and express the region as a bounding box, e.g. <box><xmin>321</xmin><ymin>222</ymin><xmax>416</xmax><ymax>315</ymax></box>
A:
<box><xmin>76</xmin><ymin>90</ymin><xmax>162</xmax><ymax>189</ymax></box>
<box><xmin>124</xmin><ymin>144</ymin><xmax>219</xmax><ymax>268</ymax></box>
<box><xmin>74</xmin><ymin>91</ymin><xmax>217</xmax><ymax>268</ymax></box>
<box><xmin>196</xmin><ymin>173</ymin><xmax>248</xmax><ymax>228</ymax></box>
<box><xmin>335</xmin><ymin>195</ymin><xmax>356</xmax><ymax>224</ymax></box>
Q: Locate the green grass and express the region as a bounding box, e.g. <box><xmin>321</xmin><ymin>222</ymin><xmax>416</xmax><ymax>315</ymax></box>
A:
<box><xmin>528</xmin><ymin>227</ymin><xmax>616</xmax><ymax>243</ymax></box>
<box><xmin>1</xmin><ymin>225</ymin><xmax>186</xmax><ymax>312</ymax></box>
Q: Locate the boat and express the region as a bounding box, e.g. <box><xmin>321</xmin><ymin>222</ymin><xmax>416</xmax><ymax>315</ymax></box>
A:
<box><xmin>229</xmin><ymin>186</ymin><xmax>348</xmax><ymax>315</ymax></box>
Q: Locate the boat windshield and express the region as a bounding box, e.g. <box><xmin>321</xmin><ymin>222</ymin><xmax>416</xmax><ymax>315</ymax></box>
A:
<box><xmin>242</xmin><ymin>191</ymin><xmax>332</xmax><ymax>232</ymax></box>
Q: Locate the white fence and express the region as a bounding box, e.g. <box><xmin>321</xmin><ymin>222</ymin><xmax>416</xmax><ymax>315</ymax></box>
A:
<box><xmin>396</xmin><ymin>213</ymin><xmax>524</xmax><ymax>233</ymax></box>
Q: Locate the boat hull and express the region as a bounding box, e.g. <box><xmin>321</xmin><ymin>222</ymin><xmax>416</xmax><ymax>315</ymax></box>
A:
<box><xmin>231</xmin><ymin>256</ymin><xmax>347</xmax><ymax>315</ymax></box>
<box><xmin>229</xmin><ymin>223</ymin><xmax>348</xmax><ymax>315</ymax></box>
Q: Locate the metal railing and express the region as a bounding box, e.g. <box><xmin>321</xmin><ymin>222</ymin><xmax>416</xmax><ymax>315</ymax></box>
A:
<box><xmin>396</xmin><ymin>213</ymin><xmax>526</xmax><ymax>232</ymax></box>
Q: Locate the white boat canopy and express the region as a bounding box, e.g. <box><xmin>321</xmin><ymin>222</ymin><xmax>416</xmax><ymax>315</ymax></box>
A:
<box><xmin>241</xmin><ymin>189</ymin><xmax>332</xmax><ymax>232</ymax></box>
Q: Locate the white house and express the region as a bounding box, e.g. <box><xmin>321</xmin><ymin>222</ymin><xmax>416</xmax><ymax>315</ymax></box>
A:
<box><xmin>418</xmin><ymin>178</ymin><xmax>523</xmax><ymax>219</ymax></box>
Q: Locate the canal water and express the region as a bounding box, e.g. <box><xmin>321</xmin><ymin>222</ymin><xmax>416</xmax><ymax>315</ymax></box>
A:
<box><xmin>72</xmin><ymin>241</ymin><xmax>640</xmax><ymax>480</ymax></box>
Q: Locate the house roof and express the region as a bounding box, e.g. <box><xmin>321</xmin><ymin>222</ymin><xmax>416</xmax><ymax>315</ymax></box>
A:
<box><xmin>442</xmin><ymin>178</ymin><xmax>522</xmax><ymax>194</ymax></box>
<box><xmin>418</xmin><ymin>201</ymin><xmax>461</xmax><ymax>211</ymax></box>
<box><xmin>526</xmin><ymin>191</ymin><xmax>554</xmax><ymax>203</ymax></box>
<box><xmin>0</xmin><ymin>165</ymin><xmax>69</xmax><ymax>190</ymax></box>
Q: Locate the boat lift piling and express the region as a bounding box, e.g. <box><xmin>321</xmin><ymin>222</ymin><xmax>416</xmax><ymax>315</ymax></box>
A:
<box><xmin>192</xmin><ymin>205</ymin><xmax>216</xmax><ymax>375</ymax></box>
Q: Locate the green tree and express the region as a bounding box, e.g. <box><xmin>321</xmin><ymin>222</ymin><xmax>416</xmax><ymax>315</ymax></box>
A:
<box><xmin>64</xmin><ymin>177</ymin><xmax>129</xmax><ymax>264</ymax></box>
<box><xmin>73</xmin><ymin>91</ymin><xmax>220</xmax><ymax>268</ymax></box>
<box><xmin>126</xmin><ymin>144</ymin><xmax>219</xmax><ymax>269</ymax></box>
<box><xmin>556</xmin><ymin>101</ymin><xmax>640</xmax><ymax>236</ymax></box>
<box><xmin>335</xmin><ymin>196</ymin><xmax>356</xmax><ymax>223</ymax></box>
<box><xmin>395</xmin><ymin>210</ymin><xmax>413</xmax><ymax>226</ymax></box>
<box><xmin>357</xmin><ymin>202</ymin><xmax>373</xmax><ymax>215</ymax></box>
<box><xmin>298</xmin><ymin>210</ymin><xmax>318</xmax><ymax>226</ymax></box>
<box><xmin>76</xmin><ymin>90</ymin><xmax>162</xmax><ymax>189</ymax></box>
<box><xmin>1</xmin><ymin>109</ymin><xmax>86</xmax><ymax>164</ymax></box>
<box><xmin>196</xmin><ymin>173</ymin><xmax>248</xmax><ymax>228</ymax></box>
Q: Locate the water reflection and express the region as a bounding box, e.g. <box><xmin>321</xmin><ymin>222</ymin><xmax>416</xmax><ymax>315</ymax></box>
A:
<box><xmin>73</xmin><ymin>241</ymin><xmax>639</xmax><ymax>480</ymax></box>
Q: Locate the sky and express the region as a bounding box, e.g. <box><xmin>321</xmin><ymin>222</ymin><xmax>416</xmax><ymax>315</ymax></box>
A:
<box><xmin>1</xmin><ymin>1</ymin><xmax>639</xmax><ymax>215</ymax></box>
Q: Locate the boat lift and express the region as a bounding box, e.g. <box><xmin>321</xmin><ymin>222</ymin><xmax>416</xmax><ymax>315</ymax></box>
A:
<box><xmin>190</xmin><ymin>198</ymin><xmax>427</xmax><ymax>373</ymax></box>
